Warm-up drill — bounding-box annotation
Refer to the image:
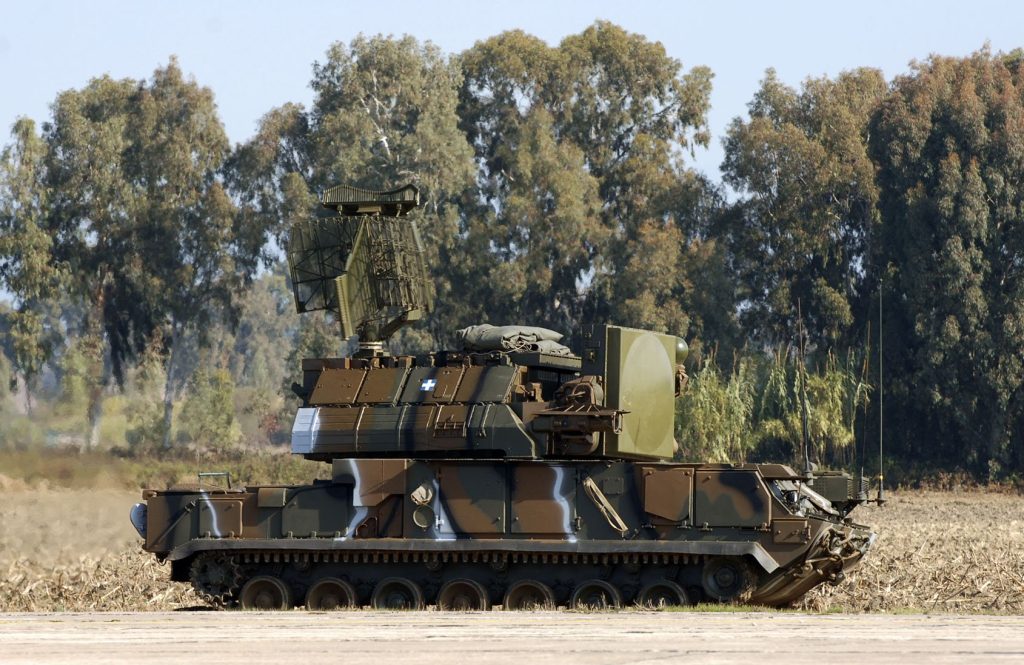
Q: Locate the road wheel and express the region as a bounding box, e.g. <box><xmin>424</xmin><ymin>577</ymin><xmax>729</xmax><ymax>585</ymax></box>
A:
<box><xmin>239</xmin><ymin>575</ymin><xmax>292</xmax><ymax>610</ymax></box>
<box><xmin>701</xmin><ymin>557</ymin><xmax>755</xmax><ymax>603</ymax></box>
<box><xmin>503</xmin><ymin>580</ymin><xmax>556</xmax><ymax>610</ymax></box>
<box><xmin>371</xmin><ymin>577</ymin><xmax>425</xmax><ymax>610</ymax></box>
<box><xmin>437</xmin><ymin>579</ymin><xmax>490</xmax><ymax>611</ymax></box>
<box><xmin>306</xmin><ymin>577</ymin><xmax>359</xmax><ymax>611</ymax></box>
<box><xmin>570</xmin><ymin>579</ymin><xmax>622</xmax><ymax>610</ymax></box>
<box><xmin>637</xmin><ymin>579</ymin><xmax>690</xmax><ymax>608</ymax></box>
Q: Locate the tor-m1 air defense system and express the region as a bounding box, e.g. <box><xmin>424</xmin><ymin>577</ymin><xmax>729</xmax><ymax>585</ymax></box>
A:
<box><xmin>132</xmin><ymin>184</ymin><xmax>875</xmax><ymax>610</ymax></box>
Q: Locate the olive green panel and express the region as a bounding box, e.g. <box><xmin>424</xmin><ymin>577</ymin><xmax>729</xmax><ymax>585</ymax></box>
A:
<box><xmin>281</xmin><ymin>486</ymin><xmax>351</xmax><ymax>537</ymax></box>
<box><xmin>400</xmin><ymin>366</ymin><xmax>465</xmax><ymax>404</ymax></box>
<box><xmin>575</xmin><ymin>463</ymin><xmax>639</xmax><ymax>539</ymax></box>
<box><xmin>580</xmin><ymin>325</ymin><xmax>677</xmax><ymax>461</ymax></box>
<box><xmin>400</xmin><ymin>405</ymin><xmax>437</xmax><ymax>445</ymax></box>
<box><xmin>332</xmin><ymin>459</ymin><xmax>406</xmax><ymax>506</ymax></box>
<box><xmin>438</xmin><ymin>463</ymin><xmax>505</xmax><ymax>535</ymax></box>
<box><xmin>335</xmin><ymin>221</ymin><xmax>371</xmax><ymax>340</ymax></box>
<box><xmin>605</xmin><ymin>326</ymin><xmax>677</xmax><ymax>460</ymax></box>
<box><xmin>357</xmin><ymin>367</ymin><xmax>410</xmax><ymax>404</ymax></box>
<box><xmin>772</xmin><ymin>517</ymin><xmax>811</xmax><ymax>544</ymax></box>
<box><xmin>641</xmin><ymin>466</ymin><xmax>693</xmax><ymax>523</ymax></box>
<box><xmin>308</xmin><ymin>368</ymin><xmax>366</xmax><ymax>406</ymax></box>
<box><xmin>510</xmin><ymin>464</ymin><xmax>575</xmax><ymax>535</ymax></box>
<box><xmin>197</xmin><ymin>498</ymin><xmax>243</xmax><ymax>537</ymax></box>
<box><xmin>468</xmin><ymin>404</ymin><xmax>537</xmax><ymax>458</ymax></box>
<box><xmin>432</xmin><ymin>405</ymin><xmax>470</xmax><ymax>444</ymax></box>
<box><xmin>311</xmin><ymin>407</ymin><xmax>362</xmax><ymax>451</ymax></box>
<box><xmin>356</xmin><ymin>407</ymin><xmax>405</xmax><ymax>452</ymax></box>
<box><xmin>454</xmin><ymin>365</ymin><xmax>516</xmax><ymax>403</ymax></box>
<box><xmin>812</xmin><ymin>474</ymin><xmax>852</xmax><ymax>504</ymax></box>
<box><xmin>694</xmin><ymin>469</ymin><xmax>771</xmax><ymax>528</ymax></box>
<box><xmin>256</xmin><ymin>487</ymin><xmax>287</xmax><ymax>508</ymax></box>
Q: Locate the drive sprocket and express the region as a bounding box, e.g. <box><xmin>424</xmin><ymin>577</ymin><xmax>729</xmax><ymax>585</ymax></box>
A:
<box><xmin>190</xmin><ymin>552</ymin><xmax>242</xmax><ymax>607</ymax></box>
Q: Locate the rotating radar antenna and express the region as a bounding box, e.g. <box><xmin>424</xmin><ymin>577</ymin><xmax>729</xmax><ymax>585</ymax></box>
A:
<box><xmin>287</xmin><ymin>184</ymin><xmax>433</xmax><ymax>355</ymax></box>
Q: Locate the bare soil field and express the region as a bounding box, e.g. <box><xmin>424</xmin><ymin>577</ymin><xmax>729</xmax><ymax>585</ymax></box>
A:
<box><xmin>1</xmin><ymin>480</ymin><xmax>1022</xmax><ymax>613</ymax></box>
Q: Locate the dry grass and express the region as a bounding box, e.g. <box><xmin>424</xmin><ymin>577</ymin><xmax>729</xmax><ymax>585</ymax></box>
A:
<box><xmin>0</xmin><ymin>483</ymin><xmax>200</xmax><ymax>610</ymax></box>
<box><xmin>801</xmin><ymin>489</ymin><xmax>1024</xmax><ymax>613</ymax></box>
<box><xmin>0</xmin><ymin>482</ymin><xmax>1021</xmax><ymax>613</ymax></box>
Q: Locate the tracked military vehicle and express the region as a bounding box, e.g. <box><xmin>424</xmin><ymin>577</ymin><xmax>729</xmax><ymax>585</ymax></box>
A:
<box><xmin>132</xmin><ymin>184</ymin><xmax>874</xmax><ymax>610</ymax></box>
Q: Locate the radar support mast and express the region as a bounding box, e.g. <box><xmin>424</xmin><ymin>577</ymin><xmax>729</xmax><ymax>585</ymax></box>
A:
<box><xmin>286</xmin><ymin>184</ymin><xmax>433</xmax><ymax>356</ymax></box>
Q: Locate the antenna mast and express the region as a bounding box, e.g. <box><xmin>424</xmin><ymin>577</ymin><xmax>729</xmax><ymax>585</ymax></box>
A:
<box><xmin>877</xmin><ymin>274</ymin><xmax>886</xmax><ymax>504</ymax></box>
<box><xmin>797</xmin><ymin>301</ymin><xmax>813</xmax><ymax>483</ymax></box>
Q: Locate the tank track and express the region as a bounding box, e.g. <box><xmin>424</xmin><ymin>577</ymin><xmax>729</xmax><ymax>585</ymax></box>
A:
<box><xmin>188</xmin><ymin>549</ymin><xmax>757</xmax><ymax>610</ymax></box>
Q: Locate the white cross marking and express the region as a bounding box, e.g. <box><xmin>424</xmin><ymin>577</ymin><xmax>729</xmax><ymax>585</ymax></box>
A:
<box><xmin>420</xmin><ymin>378</ymin><xmax>437</xmax><ymax>391</ymax></box>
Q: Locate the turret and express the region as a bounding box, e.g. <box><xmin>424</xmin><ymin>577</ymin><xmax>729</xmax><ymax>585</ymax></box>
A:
<box><xmin>286</xmin><ymin>185</ymin><xmax>689</xmax><ymax>463</ymax></box>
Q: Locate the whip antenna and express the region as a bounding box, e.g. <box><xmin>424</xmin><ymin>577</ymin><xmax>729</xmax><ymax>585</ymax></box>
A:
<box><xmin>797</xmin><ymin>301</ymin><xmax>813</xmax><ymax>483</ymax></box>
<box><xmin>877</xmin><ymin>275</ymin><xmax>886</xmax><ymax>505</ymax></box>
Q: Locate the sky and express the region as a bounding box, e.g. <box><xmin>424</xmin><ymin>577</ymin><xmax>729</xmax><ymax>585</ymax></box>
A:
<box><xmin>1</xmin><ymin>0</ymin><xmax>1021</xmax><ymax>181</ymax></box>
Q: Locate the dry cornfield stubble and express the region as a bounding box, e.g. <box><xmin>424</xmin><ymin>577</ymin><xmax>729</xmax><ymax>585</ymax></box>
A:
<box><xmin>1</xmin><ymin>480</ymin><xmax>1022</xmax><ymax>613</ymax></box>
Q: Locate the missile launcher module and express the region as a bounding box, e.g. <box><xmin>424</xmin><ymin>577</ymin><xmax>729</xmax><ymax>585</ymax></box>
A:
<box><xmin>132</xmin><ymin>185</ymin><xmax>874</xmax><ymax>610</ymax></box>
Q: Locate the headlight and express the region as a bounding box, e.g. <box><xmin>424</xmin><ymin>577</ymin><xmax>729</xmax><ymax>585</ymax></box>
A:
<box><xmin>130</xmin><ymin>503</ymin><xmax>147</xmax><ymax>539</ymax></box>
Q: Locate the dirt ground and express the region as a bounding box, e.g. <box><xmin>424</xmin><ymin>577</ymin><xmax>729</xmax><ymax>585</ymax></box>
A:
<box><xmin>1</xmin><ymin>483</ymin><xmax>1022</xmax><ymax>613</ymax></box>
<box><xmin>1</xmin><ymin>611</ymin><xmax>1023</xmax><ymax>665</ymax></box>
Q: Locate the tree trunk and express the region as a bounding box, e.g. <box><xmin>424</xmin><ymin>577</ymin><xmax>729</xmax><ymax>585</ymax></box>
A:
<box><xmin>85</xmin><ymin>354</ymin><xmax>111</xmax><ymax>452</ymax></box>
<box><xmin>24</xmin><ymin>377</ymin><xmax>33</xmax><ymax>418</ymax></box>
<box><xmin>161</xmin><ymin>323</ymin><xmax>182</xmax><ymax>451</ymax></box>
<box><xmin>87</xmin><ymin>388</ymin><xmax>103</xmax><ymax>450</ymax></box>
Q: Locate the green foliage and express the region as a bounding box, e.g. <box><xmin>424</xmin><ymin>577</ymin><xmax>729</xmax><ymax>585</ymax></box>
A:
<box><xmin>0</xmin><ymin>415</ymin><xmax>46</xmax><ymax>451</ymax></box>
<box><xmin>124</xmin><ymin>341</ymin><xmax>169</xmax><ymax>454</ymax></box>
<box><xmin>177</xmin><ymin>366</ymin><xmax>241</xmax><ymax>452</ymax></box>
<box><xmin>178</xmin><ymin>367</ymin><xmax>241</xmax><ymax>452</ymax></box>
<box><xmin>55</xmin><ymin>334</ymin><xmax>104</xmax><ymax>421</ymax></box>
<box><xmin>755</xmin><ymin>350</ymin><xmax>869</xmax><ymax>467</ymax></box>
<box><xmin>871</xmin><ymin>49</ymin><xmax>1024</xmax><ymax>474</ymax></box>
<box><xmin>3</xmin><ymin>28</ymin><xmax>1024</xmax><ymax>479</ymax></box>
<box><xmin>676</xmin><ymin>356</ymin><xmax>756</xmax><ymax>463</ymax></box>
<box><xmin>677</xmin><ymin>350</ymin><xmax>869</xmax><ymax>468</ymax></box>
<box><xmin>456</xmin><ymin>23</ymin><xmax>717</xmax><ymax>340</ymax></box>
<box><xmin>0</xmin><ymin>118</ymin><xmax>65</xmax><ymax>401</ymax></box>
<box><xmin>721</xmin><ymin>68</ymin><xmax>886</xmax><ymax>347</ymax></box>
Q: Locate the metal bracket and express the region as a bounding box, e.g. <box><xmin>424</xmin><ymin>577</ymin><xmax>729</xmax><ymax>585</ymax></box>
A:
<box><xmin>198</xmin><ymin>471</ymin><xmax>232</xmax><ymax>491</ymax></box>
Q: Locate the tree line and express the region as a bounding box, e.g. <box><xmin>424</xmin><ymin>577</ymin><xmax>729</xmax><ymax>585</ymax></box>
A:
<box><xmin>1</xmin><ymin>23</ymin><xmax>1022</xmax><ymax>479</ymax></box>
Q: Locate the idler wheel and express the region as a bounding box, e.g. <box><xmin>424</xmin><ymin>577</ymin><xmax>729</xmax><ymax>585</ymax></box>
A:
<box><xmin>570</xmin><ymin>579</ymin><xmax>622</xmax><ymax>610</ymax></box>
<box><xmin>637</xmin><ymin>579</ymin><xmax>690</xmax><ymax>608</ymax></box>
<box><xmin>239</xmin><ymin>575</ymin><xmax>292</xmax><ymax>610</ymax></box>
<box><xmin>371</xmin><ymin>577</ymin><xmax>425</xmax><ymax>610</ymax></box>
<box><xmin>437</xmin><ymin>579</ymin><xmax>491</xmax><ymax>611</ymax></box>
<box><xmin>701</xmin><ymin>557</ymin><xmax>755</xmax><ymax>603</ymax></box>
<box><xmin>503</xmin><ymin>580</ymin><xmax>556</xmax><ymax>610</ymax></box>
<box><xmin>306</xmin><ymin>577</ymin><xmax>359</xmax><ymax>611</ymax></box>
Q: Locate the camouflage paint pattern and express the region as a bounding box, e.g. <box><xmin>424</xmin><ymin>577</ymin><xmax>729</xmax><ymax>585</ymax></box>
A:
<box><xmin>133</xmin><ymin>186</ymin><xmax>874</xmax><ymax>609</ymax></box>
<box><xmin>138</xmin><ymin>457</ymin><xmax>872</xmax><ymax>607</ymax></box>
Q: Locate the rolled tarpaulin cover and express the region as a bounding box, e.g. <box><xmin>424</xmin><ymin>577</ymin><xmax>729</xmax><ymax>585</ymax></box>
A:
<box><xmin>455</xmin><ymin>324</ymin><xmax>573</xmax><ymax>355</ymax></box>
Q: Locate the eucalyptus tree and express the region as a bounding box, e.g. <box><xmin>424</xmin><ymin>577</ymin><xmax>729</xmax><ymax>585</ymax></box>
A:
<box><xmin>0</xmin><ymin>118</ymin><xmax>64</xmax><ymax>412</ymax></box>
<box><xmin>721</xmin><ymin>68</ymin><xmax>887</xmax><ymax>348</ymax></box>
<box><xmin>42</xmin><ymin>59</ymin><xmax>266</xmax><ymax>447</ymax></box>
<box><xmin>457</xmin><ymin>22</ymin><xmax>717</xmax><ymax>339</ymax></box>
<box><xmin>229</xmin><ymin>34</ymin><xmax>475</xmax><ymax>351</ymax></box>
<box><xmin>870</xmin><ymin>49</ymin><xmax>1024</xmax><ymax>473</ymax></box>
